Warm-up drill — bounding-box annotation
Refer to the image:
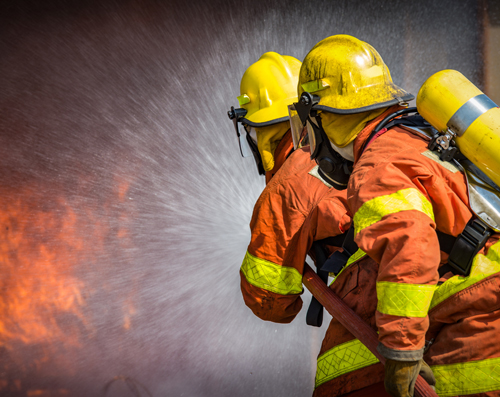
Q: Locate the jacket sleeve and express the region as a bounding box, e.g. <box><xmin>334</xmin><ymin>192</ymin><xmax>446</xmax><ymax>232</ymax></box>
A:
<box><xmin>240</xmin><ymin>172</ymin><xmax>350</xmax><ymax>324</ymax></box>
<box><xmin>350</xmin><ymin>161</ymin><xmax>440</xmax><ymax>361</ymax></box>
<box><xmin>240</xmin><ymin>266</ymin><xmax>303</xmax><ymax>324</ymax></box>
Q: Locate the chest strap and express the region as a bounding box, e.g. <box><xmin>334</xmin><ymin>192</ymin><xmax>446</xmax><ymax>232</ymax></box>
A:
<box><xmin>437</xmin><ymin>218</ymin><xmax>492</xmax><ymax>277</ymax></box>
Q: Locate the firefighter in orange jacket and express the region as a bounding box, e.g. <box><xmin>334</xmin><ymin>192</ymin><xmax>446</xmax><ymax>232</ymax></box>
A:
<box><xmin>292</xmin><ymin>34</ymin><xmax>500</xmax><ymax>397</ymax></box>
<box><xmin>228</xmin><ymin>52</ymin><xmax>298</xmax><ymax>183</ymax></box>
<box><xmin>228</xmin><ymin>53</ymin><xmax>351</xmax><ymax>324</ymax></box>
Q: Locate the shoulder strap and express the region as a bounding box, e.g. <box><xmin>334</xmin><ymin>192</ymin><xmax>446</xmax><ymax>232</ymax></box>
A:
<box><xmin>360</xmin><ymin>107</ymin><xmax>421</xmax><ymax>155</ymax></box>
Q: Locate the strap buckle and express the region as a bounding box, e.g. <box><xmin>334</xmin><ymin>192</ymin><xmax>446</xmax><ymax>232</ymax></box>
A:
<box><xmin>320</xmin><ymin>226</ymin><xmax>358</xmax><ymax>276</ymax></box>
<box><xmin>447</xmin><ymin>218</ymin><xmax>492</xmax><ymax>276</ymax></box>
<box><xmin>321</xmin><ymin>250</ymin><xmax>349</xmax><ymax>275</ymax></box>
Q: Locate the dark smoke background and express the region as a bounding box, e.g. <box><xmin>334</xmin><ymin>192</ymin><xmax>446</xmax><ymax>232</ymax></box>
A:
<box><xmin>0</xmin><ymin>0</ymin><xmax>484</xmax><ymax>396</ymax></box>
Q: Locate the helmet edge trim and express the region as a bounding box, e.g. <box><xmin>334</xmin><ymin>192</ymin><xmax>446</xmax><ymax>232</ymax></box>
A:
<box><xmin>241</xmin><ymin>116</ymin><xmax>290</xmax><ymax>128</ymax></box>
<box><xmin>313</xmin><ymin>93</ymin><xmax>415</xmax><ymax>115</ymax></box>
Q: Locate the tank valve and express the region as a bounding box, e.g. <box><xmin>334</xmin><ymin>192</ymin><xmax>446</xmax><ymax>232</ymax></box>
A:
<box><xmin>429</xmin><ymin>129</ymin><xmax>459</xmax><ymax>161</ymax></box>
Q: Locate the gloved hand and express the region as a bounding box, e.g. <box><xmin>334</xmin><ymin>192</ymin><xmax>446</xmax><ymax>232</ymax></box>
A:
<box><xmin>384</xmin><ymin>358</ymin><xmax>436</xmax><ymax>397</ymax></box>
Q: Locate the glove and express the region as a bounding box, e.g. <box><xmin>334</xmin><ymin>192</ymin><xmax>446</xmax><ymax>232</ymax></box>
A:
<box><xmin>384</xmin><ymin>359</ymin><xmax>436</xmax><ymax>397</ymax></box>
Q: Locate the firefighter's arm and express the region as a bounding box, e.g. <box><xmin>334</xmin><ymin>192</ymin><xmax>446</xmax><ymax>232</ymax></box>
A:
<box><xmin>240</xmin><ymin>265</ymin><xmax>303</xmax><ymax>324</ymax></box>
<box><xmin>240</xmin><ymin>193</ymin><xmax>350</xmax><ymax>324</ymax></box>
<box><xmin>351</xmin><ymin>169</ymin><xmax>440</xmax><ymax>360</ymax></box>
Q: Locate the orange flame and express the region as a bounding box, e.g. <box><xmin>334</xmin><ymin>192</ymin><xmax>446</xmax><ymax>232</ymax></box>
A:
<box><xmin>0</xmin><ymin>190</ymin><xmax>88</xmax><ymax>348</ymax></box>
<box><xmin>0</xmin><ymin>174</ymin><xmax>138</xmax><ymax>392</ymax></box>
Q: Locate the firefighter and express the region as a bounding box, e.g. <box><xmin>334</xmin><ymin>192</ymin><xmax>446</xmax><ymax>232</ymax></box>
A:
<box><xmin>228</xmin><ymin>52</ymin><xmax>351</xmax><ymax>325</ymax></box>
<box><xmin>292</xmin><ymin>34</ymin><xmax>500</xmax><ymax>397</ymax></box>
<box><xmin>228</xmin><ymin>52</ymin><xmax>300</xmax><ymax>183</ymax></box>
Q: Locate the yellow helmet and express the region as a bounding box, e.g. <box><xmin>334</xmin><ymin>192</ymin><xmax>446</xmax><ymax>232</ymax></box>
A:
<box><xmin>298</xmin><ymin>35</ymin><xmax>413</xmax><ymax>114</ymax></box>
<box><xmin>239</xmin><ymin>52</ymin><xmax>301</xmax><ymax>126</ymax></box>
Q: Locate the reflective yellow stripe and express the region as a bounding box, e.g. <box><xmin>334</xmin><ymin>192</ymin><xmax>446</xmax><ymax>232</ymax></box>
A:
<box><xmin>353</xmin><ymin>188</ymin><xmax>434</xmax><ymax>235</ymax></box>
<box><xmin>377</xmin><ymin>282</ymin><xmax>436</xmax><ymax>318</ymax></box>
<box><xmin>431</xmin><ymin>357</ymin><xmax>500</xmax><ymax>396</ymax></box>
<box><xmin>315</xmin><ymin>338</ymin><xmax>379</xmax><ymax>389</ymax></box>
<box><xmin>240</xmin><ymin>251</ymin><xmax>303</xmax><ymax>295</ymax></box>
<box><xmin>346</xmin><ymin>249</ymin><xmax>366</xmax><ymax>267</ymax></box>
<box><xmin>431</xmin><ymin>240</ymin><xmax>500</xmax><ymax>309</ymax></box>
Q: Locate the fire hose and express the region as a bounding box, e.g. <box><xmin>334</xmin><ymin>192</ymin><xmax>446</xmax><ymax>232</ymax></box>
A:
<box><xmin>302</xmin><ymin>263</ymin><xmax>439</xmax><ymax>397</ymax></box>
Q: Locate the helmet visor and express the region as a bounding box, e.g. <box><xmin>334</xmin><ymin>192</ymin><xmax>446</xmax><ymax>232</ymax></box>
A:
<box><xmin>306</xmin><ymin>117</ymin><xmax>321</xmax><ymax>158</ymax></box>
<box><xmin>288</xmin><ymin>105</ymin><xmax>305</xmax><ymax>150</ymax></box>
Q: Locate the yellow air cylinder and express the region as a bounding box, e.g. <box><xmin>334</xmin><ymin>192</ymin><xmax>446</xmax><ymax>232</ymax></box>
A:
<box><xmin>417</xmin><ymin>69</ymin><xmax>500</xmax><ymax>186</ymax></box>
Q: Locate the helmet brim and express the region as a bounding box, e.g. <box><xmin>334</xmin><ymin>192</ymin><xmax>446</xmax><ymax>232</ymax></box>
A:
<box><xmin>315</xmin><ymin>92</ymin><xmax>415</xmax><ymax>114</ymax></box>
<box><xmin>241</xmin><ymin>97</ymin><xmax>297</xmax><ymax>126</ymax></box>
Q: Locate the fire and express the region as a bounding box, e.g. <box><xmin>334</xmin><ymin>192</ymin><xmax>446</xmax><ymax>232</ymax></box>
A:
<box><xmin>0</xmin><ymin>175</ymin><xmax>138</xmax><ymax>393</ymax></box>
<box><xmin>0</xmin><ymin>189</ymin><xmax>88</xmax><ymax>348</ymax></box>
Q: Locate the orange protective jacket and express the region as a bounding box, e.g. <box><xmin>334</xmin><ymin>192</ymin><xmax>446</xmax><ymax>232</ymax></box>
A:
<box><xmin>240</xmin><ymin>136</ymin><xmax>350</xmax><ymax>324</ymax></box>
<box><xmin>345</xmin><ymin>107</ymin><xmax>500</xmax><ymax>396</ymax></box>
<box><xmin>313</xmin><ymin>108</ymin><xmax>500</xmax><ymax>397</ymax></box>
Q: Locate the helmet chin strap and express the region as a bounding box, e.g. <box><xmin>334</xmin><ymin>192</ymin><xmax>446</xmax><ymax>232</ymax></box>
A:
<box><xmin>244</xmin><ymin>127</ymin><xmax>265</xmax><ymax>175</ymax></box>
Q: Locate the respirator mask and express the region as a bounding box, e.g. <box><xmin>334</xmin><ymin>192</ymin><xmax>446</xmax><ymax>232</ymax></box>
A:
<box><xmin>289</xmin><ymin>93</ymin><xmax>353</xmax><ymax>190</ymax></box>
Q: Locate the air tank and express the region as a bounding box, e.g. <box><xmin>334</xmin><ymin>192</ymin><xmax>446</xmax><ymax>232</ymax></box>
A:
<box><xmin>417</xmin><ymin>69</ymin><xmax>500</xmax><ymax>187</ymax></box>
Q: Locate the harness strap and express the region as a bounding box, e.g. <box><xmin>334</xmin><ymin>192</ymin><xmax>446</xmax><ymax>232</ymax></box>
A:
<box><xmin>318</xmin><ymin>222</ymin><xmax>488</xmax><ymax>283</ymax></box>
<box><xmin>320</xmin><ymin>226</ymin><xmax>358</xmax><ymax>275</ymax></box>
<box><xmin>306</xmin><ymin>236</ymin><xmax>346</xmax><ymax>327</ymax></box>
<box><xmin>439</xmin><ymin>218</ymin><xmax>492</xmax><ymax>277</ymax></box>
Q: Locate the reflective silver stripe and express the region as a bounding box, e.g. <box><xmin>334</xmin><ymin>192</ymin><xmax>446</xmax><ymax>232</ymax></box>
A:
<box><xmin>447</xmin><ymin>94</ymin><xmax>498</xmax><ymax>136</ymax></box>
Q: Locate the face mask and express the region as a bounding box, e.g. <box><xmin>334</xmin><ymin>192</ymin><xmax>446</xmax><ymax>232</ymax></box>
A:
<box><xmin>305</xmin><ymin>114</ymin><xmax>353</xmax><ymax>190</ymax></box>
<box><xmin>330</xmin><ymin>140</ymin><xmax>355</xmax><ymax>162</ymax></box>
